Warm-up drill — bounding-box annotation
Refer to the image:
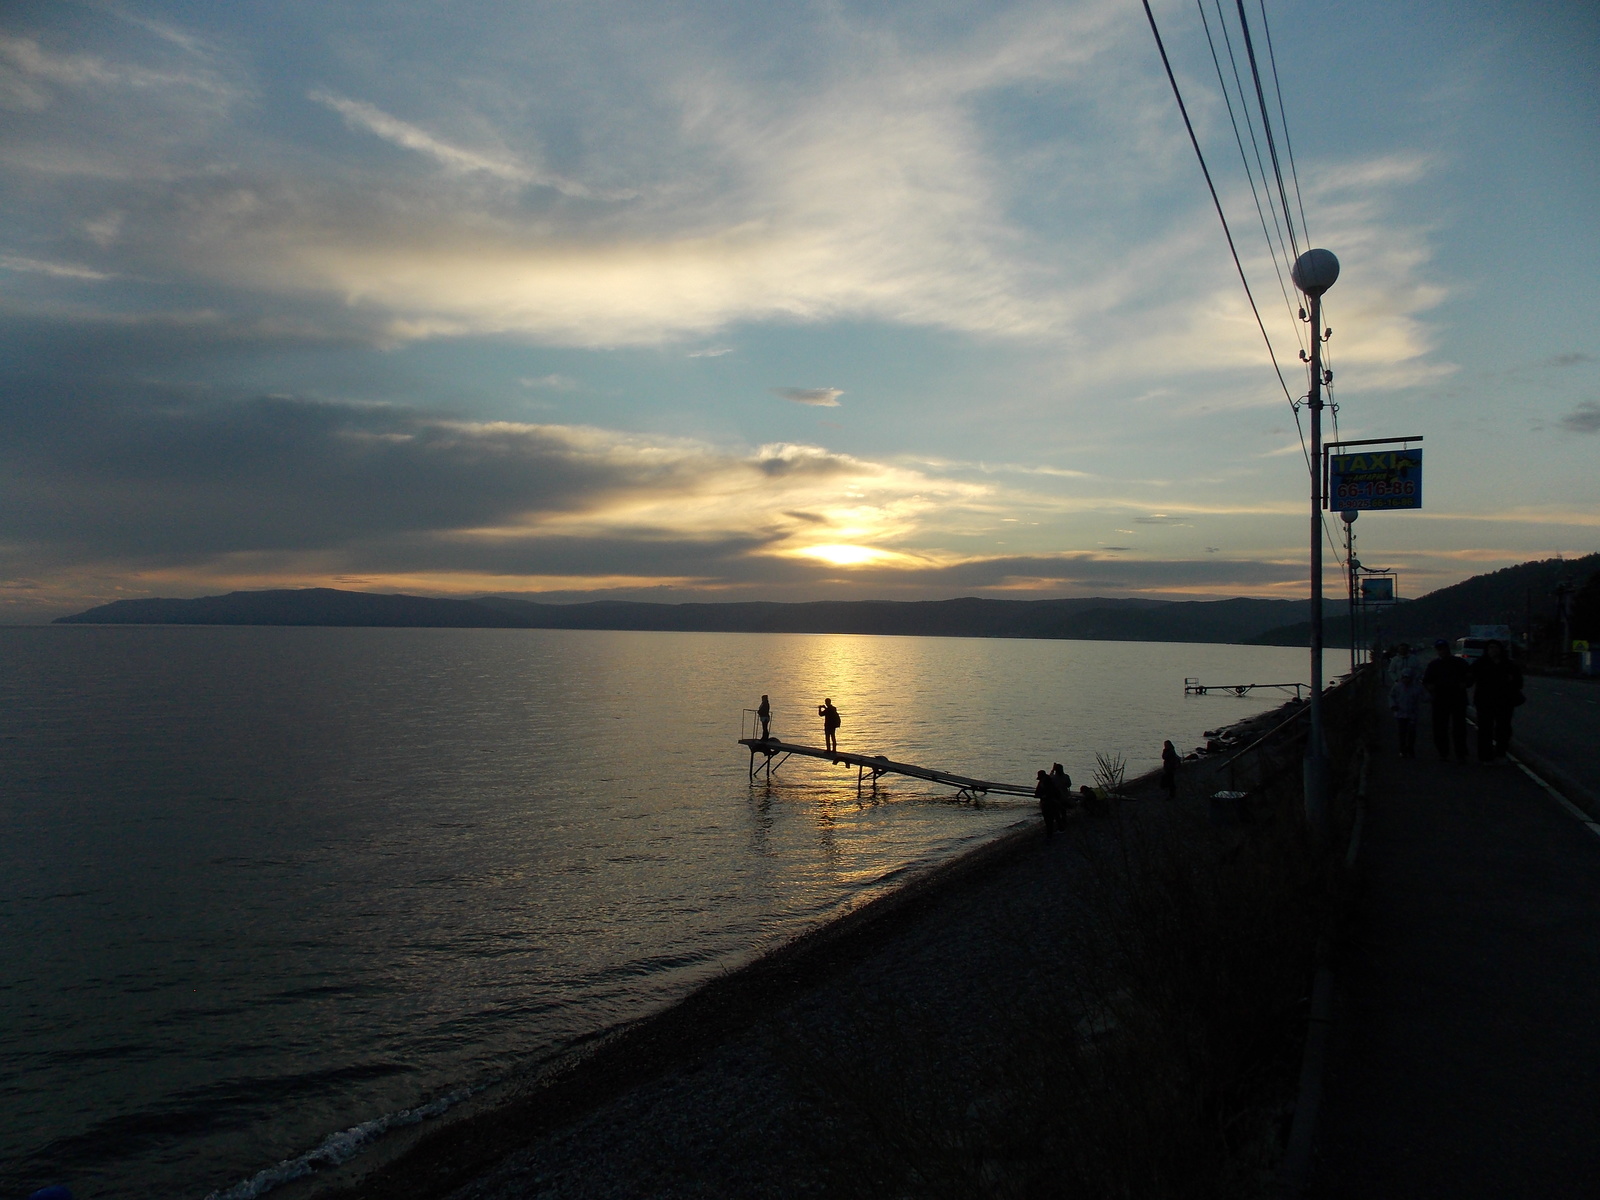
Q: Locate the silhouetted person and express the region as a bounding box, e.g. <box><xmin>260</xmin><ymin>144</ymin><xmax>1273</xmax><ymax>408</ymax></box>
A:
<box><xmin>1078</xmin><ymin>784</ymin><xmax>1109</xmax><ymax>817</ymax></box>
<box><xmin>1389</xmin><ymin>668</ymin><xmax>1424</xmax><ymax>758</ymax></box>
<box><xmin>1387</xmin><ymin>642</ymin><xmax>1418</xmax><ymax>685</ymax></box>
<box><xmin>1050</xmin><ymin>762</ymin><xmax>1071</xmax><ymax>801</ymax></box>
<box><xmin>819</xmin><ymin>697</ymin><xmax>840</xmax><ymax>755</ymax></box>
<box><xmin>1160</xmin><ymin>740</ymin><xmax>1181</xmax><ymax>796</ymax></box>
<box><xmin>1422</xmin><ymin>638</ymin><xmax>1471</xmax><ymax>761</ymax></box>
<box><xmin>1471</xmin><ymin>639</ymin><xmax>1523</xmax><ymax>763</ymax></box>
<box><xmin>757</xmin><ymin>694</ymin><xmax>771</xmax><ymax>741</ymax></box>
<box><xmin>1035</xmin><ymin>770</ymin><xmax>1064</xmax><ymax>833</ymax></box>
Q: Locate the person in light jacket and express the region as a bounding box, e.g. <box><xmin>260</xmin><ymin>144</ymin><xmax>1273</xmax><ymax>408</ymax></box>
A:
<box><xmin>1389</xmin><ymin>668</ymin><xmax>1426</xmax><ymax>759</ymax></box>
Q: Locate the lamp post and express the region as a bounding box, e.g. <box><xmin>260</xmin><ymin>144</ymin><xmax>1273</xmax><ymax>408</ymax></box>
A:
<box><xmin>1292</xmin><ymin>247</ymin><xmax>1339</xmax><ymax>840</ymax></box>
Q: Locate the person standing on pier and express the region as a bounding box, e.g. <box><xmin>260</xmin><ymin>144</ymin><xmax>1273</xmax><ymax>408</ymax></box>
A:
<box><xmin>1422</xmin><ymin>638</ymin><xmax>1472</xmax><ymax>761</ymax></box>
<box><xmin>819</xmin><ymin>697</ymin><xmax>841</xmax><ymax>756</ymax></box>
<box><xmin>757</xmin><ymin>695</ymin><xmax>772</xmax><ymax>741</ymax></box>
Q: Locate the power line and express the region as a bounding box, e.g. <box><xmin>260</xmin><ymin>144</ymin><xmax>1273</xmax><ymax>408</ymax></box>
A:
<box><xmin>1233</xmin><ymin>0</ymin><xmax>1299</xmax><ymax>262</ymax></box>
<box><xmin>1256</xmin><ymin>0</ymin><xmax>1311</xmax><ymax>244</ymax></box>
<box><xmin>1138</xmin><ymin>0</ymin><xmax>1296</xmax><ymax>408</ymax></box>
<box><xmin>1140</xmin><ymin>0</ymin><xmax>1342</xmax><ymax>569</ymax></box>
<box><xmin>1197</xmin><ymin>0</ymin><xmax>1304</xmax><ymax>353</ymax></box>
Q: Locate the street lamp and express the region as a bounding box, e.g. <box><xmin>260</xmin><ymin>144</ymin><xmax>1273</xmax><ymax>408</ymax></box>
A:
<box><xmin>1291</xmin><ymin>247</ymin><xmax>1339</xmax><ymax>840</ymax></box>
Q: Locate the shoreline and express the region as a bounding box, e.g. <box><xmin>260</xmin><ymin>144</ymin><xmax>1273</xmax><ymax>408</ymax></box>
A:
<box><xmin>285</xmin><ymin>809</ymin><xmax>1048</xmax><ymax>1200</ymax></box>
<box><xmin>266</xmin><ymin>708</ymin><xmax>1293</xmax><ymax>1199</ymax></box>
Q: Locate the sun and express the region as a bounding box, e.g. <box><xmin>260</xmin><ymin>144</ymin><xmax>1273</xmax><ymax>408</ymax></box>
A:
<box><xmin>796</xmin><ymin>544</ymin><xmax>885</xmax><ymax>567</ymax></box>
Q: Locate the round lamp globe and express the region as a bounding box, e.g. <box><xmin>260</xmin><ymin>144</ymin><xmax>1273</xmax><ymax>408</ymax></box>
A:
<box><xmin>1291</xmin><ymin>248</ymin><xmax>1340</xmax><ymax>296</ymax></box>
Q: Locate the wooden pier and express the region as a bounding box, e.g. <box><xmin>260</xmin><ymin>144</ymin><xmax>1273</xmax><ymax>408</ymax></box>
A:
<box><xmin>737</xmin><ymin>737</ymin><xmax>1036</xmax><ymax>802</ymax></box>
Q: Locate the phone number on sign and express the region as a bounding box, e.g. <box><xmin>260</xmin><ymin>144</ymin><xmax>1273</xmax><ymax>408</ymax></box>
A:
<box><xmin>1335</xmin><ymin>480</ymin><xmax>1416</xmax><ymax>499</ymax></box>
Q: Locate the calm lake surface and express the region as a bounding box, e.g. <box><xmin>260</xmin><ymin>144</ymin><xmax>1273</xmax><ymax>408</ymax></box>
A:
<box><xmin>0</xmin><ymin>627</ymin><xmax>1337</xmax><ymax>1199</ymax></box>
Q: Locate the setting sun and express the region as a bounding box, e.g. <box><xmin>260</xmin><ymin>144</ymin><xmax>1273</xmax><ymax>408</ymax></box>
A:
<box><xmin>796</xmin><ymin>544</ymin><xmax>886</xmax><ymax>567</ymax></box>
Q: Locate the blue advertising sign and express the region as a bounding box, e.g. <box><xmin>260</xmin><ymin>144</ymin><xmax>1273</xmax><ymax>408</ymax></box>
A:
<box><xmin>1329</xmin><ymin>448</ymin><xmax>1422</xmax><ymax>511</ymax></box>
<box><xmin>1358</xmin><ymin>575</ymin><xmax>1396</xmax><ymax>606</ymax></box>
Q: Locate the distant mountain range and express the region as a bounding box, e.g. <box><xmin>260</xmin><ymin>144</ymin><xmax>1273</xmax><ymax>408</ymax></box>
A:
<box><xmin>54</xmin><ymin>552</ymin><xmax>1600</xmax><ymax>647</ymax></box>
<box><xmin>58</xmin><ymin>588</ymin><xmax>1318</xmax><ymax>644</ymax></box>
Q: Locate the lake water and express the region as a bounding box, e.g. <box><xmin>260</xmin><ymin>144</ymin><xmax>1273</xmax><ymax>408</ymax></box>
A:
<box><xmin>0</xmin><ymin>627</ymin><xmax>1335</xmax><ymax>1199</ymax></box>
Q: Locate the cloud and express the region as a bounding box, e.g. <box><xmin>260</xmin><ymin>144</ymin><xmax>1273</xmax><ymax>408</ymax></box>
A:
<box><xmin>1559</xmin><ymin>402</ymin><xmax>1600</xmax><ymax>435</ymax></box>
<box><xmin>0</xmin><ymin>254</ymin><xmax>115</xmax><ymax>280</ymax></box>
<box><xmin>0</xmin><ymin>31</ymin><xmax>234</xmax><ymax>107</ymax></box>
<box><xmin>689</xmin><ymin>346</ymin><xmax>733</xmax><ymax>357</ymax></box>
<box><xmin>308</xmin><ymin>89</ymin><xmax>597</xmax><ymax>198</ymax></box>
<box><xmin>772</xmin><ymin>386</ymin><xmax>843</xmax><ymax>407</ymax></box>
<box><xmin>519</xmin><ymin>374</ymin><xmax>579</xmax><ymax>391</ymax></box>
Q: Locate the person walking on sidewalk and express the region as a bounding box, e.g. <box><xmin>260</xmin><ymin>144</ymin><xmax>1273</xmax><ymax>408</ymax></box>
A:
<box><xmin>1389</xmin><ymin>668</ymin><xmax>1426</xmax><ymax>758</ymax></box>
<box><xmin>1470</xmin><ymin>639</ymin><xmax>1524</xmax><ymax>763</ymax></box>
<box><xmin>1422</xmin><ymin>638</ymin><xmax>1472</xmax><ymax>761</ymax></box>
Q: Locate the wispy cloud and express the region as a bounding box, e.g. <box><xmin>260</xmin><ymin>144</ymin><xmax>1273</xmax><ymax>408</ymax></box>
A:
<box><xmin>1559</xmin><ymin>401</ymin><xmax>1600</xmax><ymax>435</ymax></box>
<box><xmin>0</xmin><ymin>254</ymin><xmax>115</xmax><ymax>280</ymax></box>
<box><xmin>308</xmin><ymin>89</ymin><xmax>603</xmax><ymax>198</ymax></box>
<box><xmin>772</xmin><ymin>386</ymin><xmax>842</xmax><ymax>407</ymax></box>
<box><xmin>519</xmin><ymin>374</ymin><xmax>579</xmax><ymax>391</ymax></box>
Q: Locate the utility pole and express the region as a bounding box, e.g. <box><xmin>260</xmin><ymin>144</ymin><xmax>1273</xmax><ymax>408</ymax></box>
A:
<box><xmin>1342</xmin><ymin>510</ymin><xmax>1358</xmax><ymax>673</ymax></box>
<box><xmin>1292</xmin><ymin>248</ymin><xmax>1339</xmax><ymax>840</ymax></box>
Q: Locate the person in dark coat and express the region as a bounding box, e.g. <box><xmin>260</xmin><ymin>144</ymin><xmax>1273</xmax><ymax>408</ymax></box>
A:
<box><xmin>1050</xmin><ymin>762</ymin><xmax>1071</xmax><ymax>805</ymax></box>
<box><xmin>1035</xmin><ymin>769</ymin><xmax>1063</xmax><ymax>833</ymax></box>
<box><xmin>1160</xmin><ymin>740</ymin><xmax>1181</xmax><ymax>796</ymax></box>
<box><xmin>757</xmin><ymin>694</ymin><xmax>772</xmax><ymax>741</ymax></box>
<box><xmin>1421</xmin><ymin>638</ymin><xmax>1472</xmax><ymax>760</ymax></box>
<box><xmin>818</xmin><ymin>697</ymin><xmax>841</xmax><ymax>755</ymax></box>
<box><xmin>1470</xmin><ymin>640</ymin><xmax>1523</xmax><ymax>763</ymax></box>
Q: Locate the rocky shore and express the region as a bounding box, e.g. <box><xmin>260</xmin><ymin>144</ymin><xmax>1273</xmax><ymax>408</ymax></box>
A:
<box><xmin>289</xmin><ymin>697</ymin><xmax>1330</xmax><ymax>1200</ymax></box>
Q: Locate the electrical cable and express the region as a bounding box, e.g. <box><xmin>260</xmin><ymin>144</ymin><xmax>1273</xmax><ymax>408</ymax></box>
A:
<box><xmin>1210</xmin><ymin>0</ymin><xmax>1294</xmax><ymax>278</ymax></box>
<box><xmin>1233</xmin><ymin>0</ymin><xmax>1299</xmax><ymax>261</ymax></box>
<box><xmin>1256</xmin><ymin>0</ymin><xmax>1311</xmax><ymax>244</ymax></box>
<box><xmin>1139</xmin><ymin>0</ymin><xmax>1296</xmax><ymax>408</ymax></box>
<box><xmin>1142</xmin><ymin>0</ymin><xmax>1341</xmax><ymax>569</ymax></box>
<box><xmin>1197</xmin><ymin>0</ymin><xmax>1304</xmax><ymax>353</ymax></box>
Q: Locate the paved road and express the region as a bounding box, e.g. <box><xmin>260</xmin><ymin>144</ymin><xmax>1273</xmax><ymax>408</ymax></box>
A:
<box><xmin>1516</xmin><ymin>674</ymin><xmax>1600</xmax><ymax>804</ymax></box>
<box><xmin>1310</xmin><ymin>750</ymin><xmax>1600</xmax><ymax>1197</ymax></box>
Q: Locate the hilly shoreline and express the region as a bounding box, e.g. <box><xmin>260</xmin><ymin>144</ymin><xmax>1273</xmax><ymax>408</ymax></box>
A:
<box><xmin>50</xmin><ymin>553</ymin><xmax>1599</xmax><ymax>647</ymax></box>
<box><xmin>55</xmin><ymin>587</ymin><xmax>1318</xmax><ymax>645</ymax></box>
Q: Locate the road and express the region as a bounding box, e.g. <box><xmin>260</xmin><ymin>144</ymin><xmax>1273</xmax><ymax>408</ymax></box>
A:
<box><xmin>1516</xmin><ymin>673</ymin><xmax>1600</xmax><ymax>806</ymax></box>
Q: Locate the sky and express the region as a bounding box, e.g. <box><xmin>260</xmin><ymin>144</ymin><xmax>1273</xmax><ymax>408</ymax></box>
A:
<box><xmin>2</xmin><ymin>0</ymin><xmax>1596</xmax><ymax>620</ymax></box>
